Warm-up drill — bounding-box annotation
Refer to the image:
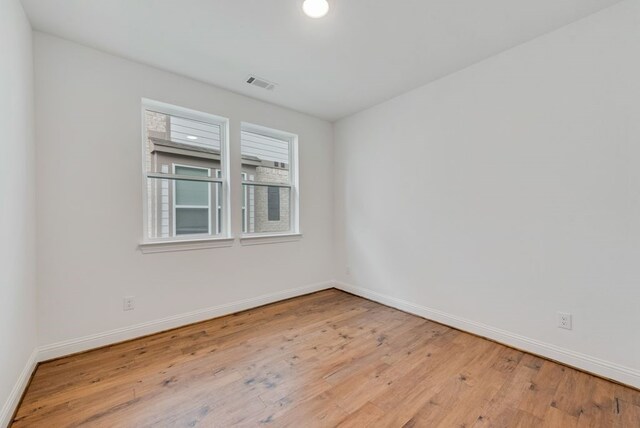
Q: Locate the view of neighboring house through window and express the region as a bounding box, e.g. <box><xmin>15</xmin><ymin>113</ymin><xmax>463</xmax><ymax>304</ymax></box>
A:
<box><xmin>142</xmin><ymin>100</ymin><xmax>228</xmax><ymax>240</ymax></box>
<box><xmin>141</xmin><ymin>100</ymin><xmax>297</xmax><ymax>242</ymax></box>
<box><xmin>241</xmin><ymin>124</ymin><xmax>298</xmax><ymax>235</ymax></box>
<box><xmin>173</xmin><ymin>165</ymin><xmax>210</xmax><ymax>235</ymax></box>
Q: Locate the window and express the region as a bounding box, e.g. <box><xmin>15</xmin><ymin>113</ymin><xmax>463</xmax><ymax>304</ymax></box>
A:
<box><xmin>267</xmin><ymin>187</ymin><xmax>280</xmax><ymax>221</ymax></box>
<box><xmin>241</xmin><ymin>123</ymin><xmax>299</xmax><ymax>236</ymax></box>
<box><xmin>142</xmin><ymin>100</ymin><xmax>229</xmax><ymax>242</ymax></box>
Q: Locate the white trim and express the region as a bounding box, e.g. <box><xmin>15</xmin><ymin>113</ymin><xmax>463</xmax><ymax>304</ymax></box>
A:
<box><xmin>215</xmin><ymin>169</ymin><xmax>222</xmax><ymax>234</ymax></box>
<box><xmin>138</xmin><ymin>236</ymin><xmax>235</xmax><ymax>254</ymax></box>
<box><xmin>290</xmin><ymin>133</ymin><xmax>300</xmax><ymax>235</ymax></box>
<box><xmin>0</xmin><ymin>348</ymin><xmax>38</xmax><ymax>428</ymax></box>
<box><xmin>241</xmin><ymin>172</ymin><xmax>249</xmax><ymax>233</ymax></box>
<box><xmin>37</xmin><ymin>281</ymin><xmax>333</xmax><ymax>362</ymax></box>
<box><xmin>333</xmin><ymin>281</ymin><xmax>640</xmax><ymax>389</ymax></box>
<box><xmin>240</xmin><ymin>233</ymin><xmax>303</xmax><ymax>246</ymax></box>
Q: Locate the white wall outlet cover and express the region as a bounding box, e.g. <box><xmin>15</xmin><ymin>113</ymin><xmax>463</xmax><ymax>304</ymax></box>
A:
<box><xmin>123</xmin><ymin>296</ymin><xmax>135</xmax><ymax>311</ymax></box>
<box><xmin>557</xmin><ymin>312</ymin><xmax>572</xmax><ymax>330</ymax></box>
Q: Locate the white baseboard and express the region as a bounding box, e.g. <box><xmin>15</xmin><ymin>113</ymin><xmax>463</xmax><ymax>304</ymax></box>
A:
<box><xmin>1</xmin><ymin>348</ymin><xmax>38</xmax><ymax>428</ymax></box>
<box><xmin>38</xmin><ymin>281</ymin><xmax>333</xmax><ymax>362</ymax></box>
<box><xmin>334</xmin><ymin>281</ymin><xmax>640</xmax><ymax>389</ymax></box>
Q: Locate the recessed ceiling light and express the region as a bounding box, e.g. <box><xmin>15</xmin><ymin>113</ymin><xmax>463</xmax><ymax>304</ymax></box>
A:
<box><xmin>303</xmin><ymin>0</ymin><xmax>329</xmax><ymax>18</ymax></box>
<box><xmin>187</xmin><ymin>135</ymin><xmax>198</xmax><ymax>140</ymax></box>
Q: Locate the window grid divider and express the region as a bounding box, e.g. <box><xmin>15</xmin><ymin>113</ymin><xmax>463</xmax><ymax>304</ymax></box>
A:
<box><xmin>146</xmin><ymin>172</ymin><xmax>224</xmax><ymax>183</ymax></box>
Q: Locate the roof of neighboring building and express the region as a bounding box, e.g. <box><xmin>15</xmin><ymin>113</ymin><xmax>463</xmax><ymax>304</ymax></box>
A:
<box><xmin>150</xmin><ymin>137</ymin><xmax>220</xmax><ymax>155</ymax></box>
<box><xmin>150</xmin><ymin>137</ymin><xmax>276</xmax><ymax>167</ymax></box>
<box><xmin>242</xmin><ymin>154</ymin><xmax>261</xmax><ymax>162</ymax></box>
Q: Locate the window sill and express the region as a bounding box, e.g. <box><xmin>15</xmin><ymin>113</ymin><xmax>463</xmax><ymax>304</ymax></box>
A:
<box><xmin>139</xmin><ymin>237</ymin><xmax>235</xmax><ymax>254</ymax></box>
<box><xmin>240</xmin><ymin>233</ymin><xmax>303</xmax><ymax>246</ymax></box>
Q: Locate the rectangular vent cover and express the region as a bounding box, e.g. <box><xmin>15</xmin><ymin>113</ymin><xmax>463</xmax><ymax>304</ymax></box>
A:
<box><xmin>246</xmin><ymin>75</ymin><xmax>276</xmax><ymax>91</ymax></box>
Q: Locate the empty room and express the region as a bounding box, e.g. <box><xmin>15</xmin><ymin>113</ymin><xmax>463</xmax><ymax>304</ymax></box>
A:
<box><xmin>2</xmin><ymin>0</ymin><xmax>640</xmax><ymax>426</ymax></box>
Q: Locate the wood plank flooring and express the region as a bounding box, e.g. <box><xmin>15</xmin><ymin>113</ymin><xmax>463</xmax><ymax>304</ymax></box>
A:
<box><xmin>12</xmin><ymin>289</ymin><xmax>640</xmax><ymax>427</ymax></box>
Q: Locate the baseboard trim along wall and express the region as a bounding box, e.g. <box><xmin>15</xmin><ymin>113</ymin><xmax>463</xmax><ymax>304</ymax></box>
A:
<box><xmin>0</xmin><ymin>348</ymin><xmax>38</xmax><ymax>428</ymax></box>
<box><xmin>38</xmin><ymin>281</ymin><xmax>334</xmax><ymax>362</ymax></box>
<box><xmin>334</xmin><ymin>281</ymin><xmax>640</xmax><ymax>389</ymax></box>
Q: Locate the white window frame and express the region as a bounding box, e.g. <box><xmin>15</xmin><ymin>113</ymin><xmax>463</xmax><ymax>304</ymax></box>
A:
<box><xmin>215</xmin><ymin>169</ymin><xmax>223</xmax><ymax>234</ymax></box>
<box><xmin>240</xmin><ymin>122</ymin><xmax>301</xmax><ymax>245</ymax></box>
<box><xmin>172</xmin><ymin>163</ymin><xmax>212</xmax><ymax>237</ymax></box>
<box><xmin>139</xmin><ymin>99</ymin><xmax>232</xmax><ymax>253</ymax></box>
<box><xmin>241</xmin><ymin>172</ymin><xmax>248</xmax><ymax>233</ymax></box>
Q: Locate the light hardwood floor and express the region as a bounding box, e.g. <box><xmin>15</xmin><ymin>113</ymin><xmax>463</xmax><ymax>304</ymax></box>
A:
<box><xmin>12</xmin><ymin>289</ymin><xmax>640</xmax><ymax>427</ymax></box>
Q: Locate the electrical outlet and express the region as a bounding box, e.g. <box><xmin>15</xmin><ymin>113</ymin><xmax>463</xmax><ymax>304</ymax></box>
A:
<box><xmin>123</xmin><ymin>296</ymin><xmax>135</xmax><ymax>311</ymax></box>
<box><xmin>557</xmin><ymin>312</ymin><xmax>572</xmax><ymax>330</ymax></box>
<box><xmin>346</xmin><ymin>266</ymin><xmax>351</xmax><ymax>275</ymax></box>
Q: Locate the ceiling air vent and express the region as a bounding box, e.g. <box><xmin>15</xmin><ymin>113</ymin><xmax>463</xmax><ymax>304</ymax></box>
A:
<box><xmin>246</xmin><ymin>75</ymin><xmax>276</xmax><ymax>91</ymax></box>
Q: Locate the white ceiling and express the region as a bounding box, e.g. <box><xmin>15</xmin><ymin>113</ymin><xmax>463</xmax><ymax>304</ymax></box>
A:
<box><xmin>21</xmin><ymin>0</ymin><xmax>621</xmax><ymax>121</ymax></box>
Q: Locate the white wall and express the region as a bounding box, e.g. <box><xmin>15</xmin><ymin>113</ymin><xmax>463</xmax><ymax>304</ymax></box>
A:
<box><xmin>0</xmin><ymin>0</ymin><xmax>38</xmax><ymax>424</ymax></box>
<box><xmin>334</xmin><ymin>0</ymin><xmax>640</xmax><ymax>387</ymax></box>
<box><xmin>34</xmin><ymin>33</ymin><xmax>334</xmax><ymax>353</ymax></box>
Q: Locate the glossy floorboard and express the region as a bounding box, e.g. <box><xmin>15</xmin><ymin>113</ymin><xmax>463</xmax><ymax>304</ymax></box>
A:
<box><xmin>13</xmin><ymin>289</ymin><xmax>640</xmax><ymax>427</ymax></box>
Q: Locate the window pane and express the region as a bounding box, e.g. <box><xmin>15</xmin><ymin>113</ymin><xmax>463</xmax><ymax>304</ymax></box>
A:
<box><xmin>144</xmin><ymin>110</ymin><xmax>221</xmax><ymax>174</ymax></box>
<box><xmin>243</xmin><ymin>184</ymin><xmax>290</xmax><ymax>234</ymax></box>
<box><xmin>146</xmin><ymin>177</ymin><xmax>221</xmax><ymax>238</ymax></box>
<box><xmin>170</xmin><ymin>116</ymin><xmax>221</xmax><ymax>149</ymax></box>
<box><xmin>268</xmin><ymin>186</ymin><xmax>280</xmax><ymax>221</ymax></box>
<box><xmin>175</xmin><ymin>208</ymin><xmax>209</xmax><ymax>235</ymax></box>
<box><xmin>175</xmin><ymin>165</ymin><xmax>210</xmax><ymax>177</ymax></box>
<box><xmin>241</xmin><ymin>130</ymin><xmax>290</xmax><ymax>185</ymax></box>
<box><xmin>175</xmin><ymin>180</ymin><xmax>208</xmax><ymax>206</ymax></box>
<box><xmin>174</xmin><ymin>166</ymin><xmax>209</xmax><ymax>206</ymax></box>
